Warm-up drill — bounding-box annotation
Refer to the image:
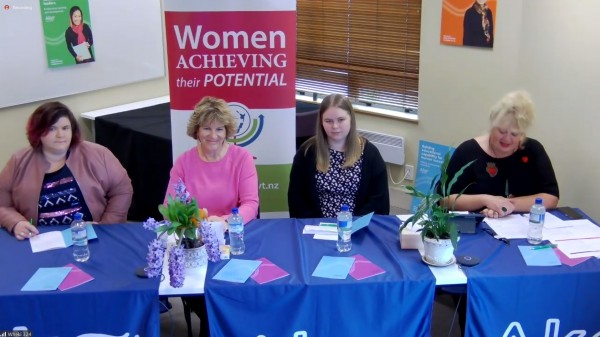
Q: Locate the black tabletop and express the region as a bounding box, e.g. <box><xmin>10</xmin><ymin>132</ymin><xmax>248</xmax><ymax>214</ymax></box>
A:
<box><xmin>95</xmin><ymin>103</ymin><xmax>172</xmax><ymax>221</ymax></box>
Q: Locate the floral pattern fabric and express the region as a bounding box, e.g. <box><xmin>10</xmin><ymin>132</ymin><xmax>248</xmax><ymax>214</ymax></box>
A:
<box><xmin>316</xmin><ymin>149</ymin><xmax>363</xmax><ymax>218</ymax></box>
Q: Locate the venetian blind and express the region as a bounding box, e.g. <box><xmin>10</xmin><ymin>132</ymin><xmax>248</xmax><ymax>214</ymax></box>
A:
<box><xmin>297</xmin><ymin>0</ymin><xmax>422</xmax><ymax>114</ymax></box>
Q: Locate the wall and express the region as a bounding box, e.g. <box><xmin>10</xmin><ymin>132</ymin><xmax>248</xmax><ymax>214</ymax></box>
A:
<box><xmin>1</xmin><ymin>0</ymin><xmax>599</xmax><ymax>220</ymax></box>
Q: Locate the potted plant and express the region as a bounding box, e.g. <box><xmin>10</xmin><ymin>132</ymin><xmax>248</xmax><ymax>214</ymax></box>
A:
<box><xmin>400</xmin><ymin>151</ymin><xmax>475</xmax><ymax>266</ymax></box>
<box><xmin>143</xmin><ymin>179</ymin><xmax>209</xmax><ymax>287</ymax></box>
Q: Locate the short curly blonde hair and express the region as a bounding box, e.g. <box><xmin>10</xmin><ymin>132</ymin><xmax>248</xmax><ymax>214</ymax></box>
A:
<box><xmin>186</xmin><ymin>96</ymin><xmax>237</xmax><ymax>140</ymax></box>
<box><xmin>489</xmin><ymin>90</ymin><xmax>536</xmax><ymax>135</ymax></box>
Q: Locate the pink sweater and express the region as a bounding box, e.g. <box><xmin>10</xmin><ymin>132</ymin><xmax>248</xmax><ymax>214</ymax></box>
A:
<box><xmin>165</xmin><ymin>145</ymin><xmax>259</xmax><ymax>223</ymax></box>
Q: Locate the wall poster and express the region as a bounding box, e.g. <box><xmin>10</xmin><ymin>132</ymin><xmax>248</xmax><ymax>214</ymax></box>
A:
<box><xmin>40</xmin><ymin>0</ymin><xmax>95</xmax><ymax>67</ymax></box>
<box><xmin>440</xmin><ymin>0</ymin><xmax>497</xmax><ymax>48</ymax></box>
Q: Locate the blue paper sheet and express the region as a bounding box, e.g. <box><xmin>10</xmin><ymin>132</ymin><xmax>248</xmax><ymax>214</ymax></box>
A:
<box><xmin>213</xmin><ymin>259</ymin><xmax>262</xmax><ymax>283</ymax></box>
<box><xmin>518</xmin><ymin>245</ymin><xmax>561</xmax><ymax>266</ymax></box>
<box><xmin>312</xmin><ymin>256</ymin><xmax>356</xmax><ymax>279</ymax></box>
<box><xmin>21</xmin><ymin>267</ymin><xmax>73</xmax><ymax>291</ymax></box>
<box><xmin>351</xmin><ymin>212</ymin><xmax>374</xmax><ymax>234</ymax></box>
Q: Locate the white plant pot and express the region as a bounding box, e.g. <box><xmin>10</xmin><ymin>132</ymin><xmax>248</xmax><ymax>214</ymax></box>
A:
<box><xmin>423</xmin><ymin>237</ymin><xmax>454</xmax><ymax>265</ymax></box>
<box><xmin>183</xmin><ymin>245</ymin><xmax>208</xmax><ymax>269</ymax></box>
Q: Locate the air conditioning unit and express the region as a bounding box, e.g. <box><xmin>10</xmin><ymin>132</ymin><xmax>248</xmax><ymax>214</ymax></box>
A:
<box><xmin>358</xmin><ymin>129</ymin><xmax>405</xmax><ymax>165</ymax></box>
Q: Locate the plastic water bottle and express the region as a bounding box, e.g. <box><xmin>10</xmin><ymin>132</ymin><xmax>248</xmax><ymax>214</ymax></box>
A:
<box><xmin>71</xmin><ymin>212</ymin><xmax>90</xmax><ymax>262</ymax></box>
<box><xmin>336</xmin><ymin>204</ymin><xmax>353</xmax><ymax>252</ymax></box>
<box><xmin>228</xmin><ymin>208</ymin><xmax>245</xmax><ymax>255</ymax></box>
<box><xmin>528</xmin><ymin>198</ymin><xmax>545</xmax><ymax>245</ymax></box>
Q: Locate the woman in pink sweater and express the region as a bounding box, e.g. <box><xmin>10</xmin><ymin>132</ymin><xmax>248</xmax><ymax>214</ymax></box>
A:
<box><xmin>164</xmin><ymin>96</ymin><xmax>259</xmax><ymax>228</ymax></box>
<box><xmin>166</xmin><ymin>96</ymin><xmax>259</xmax><ymax>337</ymax></box>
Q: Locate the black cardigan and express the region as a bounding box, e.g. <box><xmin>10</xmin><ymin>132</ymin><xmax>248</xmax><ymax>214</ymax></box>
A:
<box><xmin>65</xmin><ymin>23</ymin><xmax>95</xmax><ymax>63</ymax></box>
<box><xmin>288</xmin><ymin>139</ymin><xmax>390</xmax><ymax>218</ymax></box>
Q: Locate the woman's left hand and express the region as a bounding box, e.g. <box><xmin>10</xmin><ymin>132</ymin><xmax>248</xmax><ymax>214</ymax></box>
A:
<box><xmin>207</xmin><ymin>215</ymin><xmax>228</xmax><ymax>232</ymax></box>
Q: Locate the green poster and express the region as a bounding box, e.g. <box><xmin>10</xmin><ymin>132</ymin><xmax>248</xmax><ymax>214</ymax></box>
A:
<box><xmin>40</xmin><ymin>0</ymin><xmax>94</xmax><ymax>68</ymax></box>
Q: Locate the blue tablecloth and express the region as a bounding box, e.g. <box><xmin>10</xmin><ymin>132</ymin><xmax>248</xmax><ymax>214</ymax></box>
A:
<box><xmin>0</xmin><ymin>223</ymin><xmax>160</xmax><ymax>336</ymax></box>
<box><xmin>204</xmin><ymin>215</ymin><xmax>436</xmax><ymax>337</ymax></box>
<box><xmin>461</xmin><ymin>210</ymin><xmax>600</xmax><ymax>337</ymax></box>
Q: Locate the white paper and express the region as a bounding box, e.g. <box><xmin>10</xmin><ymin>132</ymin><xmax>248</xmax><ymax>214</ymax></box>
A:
<box><xmin>313</xmin><ymin>233</ymin><xmax>338</xmax><ymax>241</ymax></box>
<box><xmin>534</xmin><ymin>212</ymin><xmax>573</xmax><ymax>229</ymax></box>
<box><xmin>545</xmin><ymin>219</ymin><xmax>600</xmax><ymax>242</ymax></box>
<box><xmin>418</xmin><ymin>249</ymin><xmax>466</xmax><ymax>285</ymax></box>
<box><xmin>159</xmin><ymin>235</ymin><xmax>206</xmax><ymax>296</ymax></box>
<box><xmin>73</xmin><ymin>42</ymin><xmax>91</xmax><ymax>60</ymax></box>
<box><xmin>302</xmin><ymin>225</ymin><xmax>337</xmax><ymax>235</ymax></box>
<box><xmin>485</xmin><ymin>214</ymin><xmax>529</xmax><ymax>239</ymax></box>
<box><xmin>30</xmin><ymin>231</ymin><xmax>67</xmax><ymax>253</ymax></box>
<box><xmin>555</xmin><ymin>237</ymin><xmax>600</xmax><ymax>258</ymax></box>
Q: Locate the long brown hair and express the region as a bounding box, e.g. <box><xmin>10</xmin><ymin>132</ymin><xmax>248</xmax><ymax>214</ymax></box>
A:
<box><xmin>305</xmin><ymin>94</ymin><xmax>362</xmax><ymax>172</ymax></box>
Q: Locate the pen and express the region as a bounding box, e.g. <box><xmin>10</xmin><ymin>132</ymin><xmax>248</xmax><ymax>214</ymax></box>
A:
<box><xmin>530</xmin><ymin>244</ymin><xmax>557</xmax><ymax>250</ymax></box>
<box><xmin>505</xmin><ymin>180</ymin><xmax>509</xmax><ymax>199</ymax></box>
<box><xmin>482</xmin><ymin>227</ymin><xmax>510</xmax><ymax>245</ymax></box>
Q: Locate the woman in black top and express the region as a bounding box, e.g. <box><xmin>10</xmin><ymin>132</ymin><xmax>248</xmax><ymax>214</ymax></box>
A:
<box><xmin>445</xmin><ymin>90</ymin><xmax>559</xmax><ymax>218</ymax></box>
<box><xmin>288</xmin><ymin>94</ymin><xmax>389</xmax><ymax>218</ymax></box>
<box><xmin>65</xmin><ymin>6</ymin><xmax>94</xmax><ymax>63</ymax></box>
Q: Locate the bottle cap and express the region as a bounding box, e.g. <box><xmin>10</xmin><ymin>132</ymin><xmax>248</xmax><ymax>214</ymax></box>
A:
<box><xmin>231</xmin><ymin>207</ymin><xmax>239</xmax><ymax>214</ymax></box>
<box><xmin>341</xmin><ymin>204</ymin><xmax>349</xmax><ymax>212</ymax></box>
<box><xmin>535</xmin><ymin>198</ymin><xmax>543</xmax><ymax>204</ymax></box>
<box><xmin>74</xmin><ymin>212</ymin><xmax>83</xmax><ymax>220</ymax></box>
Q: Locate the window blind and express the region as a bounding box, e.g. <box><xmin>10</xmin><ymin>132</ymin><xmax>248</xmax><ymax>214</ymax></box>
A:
<box><xmin>297</xmin><ymin>0</ymin><xmax>422</xmax><ymax>114</ymax></box>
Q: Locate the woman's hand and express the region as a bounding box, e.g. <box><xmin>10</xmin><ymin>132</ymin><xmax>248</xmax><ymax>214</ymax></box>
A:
<box><xmin>482</xmin><ymin>195</ymin><xmax>515</xmax><ymax>218</ymax></box>
<box><xmin>207</xmin><ymin>215</ymin><xmax>229</xmax><ymax>232</ymax></box>
<box><xmin>13</xmin><ymin>221</ymin><xmax>39</xmax><ymax>240</ymax></box>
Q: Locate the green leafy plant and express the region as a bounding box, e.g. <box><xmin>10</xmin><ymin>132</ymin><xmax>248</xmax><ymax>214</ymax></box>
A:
<box><xmin>400</xmin><ymin>151</ymin><xmax>475</xmax><ymax>250</ymax></box>
<box><xmin>156</xmin><ymin>179</ymin><xmax>207</xmax><ymax>248</ymax></box>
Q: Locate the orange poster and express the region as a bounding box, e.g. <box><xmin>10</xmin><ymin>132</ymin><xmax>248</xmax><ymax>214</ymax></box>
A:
<box><xmin>440</xmin><ymin>0</ymin><xmax>497</xmax><ymax>48</ymax></box>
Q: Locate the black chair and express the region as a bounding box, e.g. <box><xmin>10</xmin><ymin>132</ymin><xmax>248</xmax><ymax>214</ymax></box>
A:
<box><xmin>295</xmin><ymin>108</ymin><xmax>319</xmax><ymax>149</ymax></box>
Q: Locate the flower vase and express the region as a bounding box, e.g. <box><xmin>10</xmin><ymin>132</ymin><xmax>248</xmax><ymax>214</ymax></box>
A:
<box><xmin>180</xmin><ymin>238</ymin><xmax>207</xmax><ymax>269</ymax></box>
<box><xmin>183</xmin><ymin>245</ymin><xmax>208</xmax><ymax>269</ymax></box>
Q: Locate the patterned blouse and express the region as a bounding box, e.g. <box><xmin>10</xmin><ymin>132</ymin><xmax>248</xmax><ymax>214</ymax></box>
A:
<box><xmin>316</xmin><ymin>148</ymin><xmax>363</xmax><ymax>217</ymax></box>
<box><xmin>37</xmin><ymin>165</ymin><xmax>92</xmax><ymax>226</ymax></box>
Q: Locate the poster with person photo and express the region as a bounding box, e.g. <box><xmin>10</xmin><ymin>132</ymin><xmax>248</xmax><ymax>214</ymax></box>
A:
<box><xmin>440</xmin><ymin>0</ymin><xmax>497</xmax><ymax>48</ymax></box>
<box><xmin>40</xmin><ymin>0</ymin><xmax>95</xmax><ymax>68</ymax></box>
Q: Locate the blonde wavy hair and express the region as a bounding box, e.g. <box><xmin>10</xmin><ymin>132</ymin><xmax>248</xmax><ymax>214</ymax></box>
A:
<box><xmin>489</xmin><ymin>90</ymin><xmax>536</xmax><ymax>139</ymax></box>
<box><xmin>186</xmin><ymin>96</ymin><xmax>237</xmax><ymax>140</ymax></box>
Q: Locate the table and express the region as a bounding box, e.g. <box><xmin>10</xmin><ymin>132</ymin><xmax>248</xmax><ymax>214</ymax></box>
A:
<box><xmin>183</xmin><ymin>212</ymin><xmax>600</xmax><ymax>337</ymax></box>
<box><xmin>204</xmin><ymin>215</ymin><xmax>437</xmax><ymax>337</ymax></box>
<box><xmin>455</xmin><ymin>210</ymin><xmax>600</xmax><ymax>337</ymax></box>
<box><xmin>0</xmin><ymin>224</ymin><xmax>160</xmax><ymax>336</ymax></box>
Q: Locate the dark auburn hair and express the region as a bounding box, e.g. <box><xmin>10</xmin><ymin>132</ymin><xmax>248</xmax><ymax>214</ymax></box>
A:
<box><xmin>26</xmin><ymin>101</ymin><xmax>81</xmax><ymax>149</ymax></box>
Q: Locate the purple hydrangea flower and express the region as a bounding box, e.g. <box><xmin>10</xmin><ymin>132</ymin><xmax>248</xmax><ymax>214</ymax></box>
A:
<box><xmin>143</xmin><ymin>217</ymin><xmax>160</xmax><ymax>231</ymax></box>
<box><xmin>168</xmin><ymin>245</ymin><xmax>185</xmax><ymax>288</ymax></box>
<box><xmin>201</xmin><ymin>223</ymin><xmax>221</xmax><ymax>262</ymax></box>
<box><xmin>174</xmin><ymin>178</ymin><xmax>191</xmax><ymax>204</ymax></box>
<box><xmin>144</xmin><ymin>239</ymin><xmax>166</xmax><ymax>278</ymax></box>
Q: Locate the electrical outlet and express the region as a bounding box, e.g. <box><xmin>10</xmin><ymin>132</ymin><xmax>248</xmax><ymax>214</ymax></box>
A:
<box><xmin>405</xmin><ymin>164</ymin><xmax>415</xmax><ymax>181</ymax></box>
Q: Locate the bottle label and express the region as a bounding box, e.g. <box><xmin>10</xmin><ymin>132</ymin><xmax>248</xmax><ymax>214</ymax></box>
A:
<box><xmin>338</xmin><ymin>220</ymin><xmax>348</xmax><ymax>228</ymax></box>
<box><xmin>530</xmin><ymin>213</ymin><xmax>545</xmax><ymax>224</ymax></box>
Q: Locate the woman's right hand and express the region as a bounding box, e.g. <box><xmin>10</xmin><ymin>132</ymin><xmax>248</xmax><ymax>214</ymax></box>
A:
<box><xmin>13</xmin><ymin>221</ymin><xmax>39</xmax><ymax>240</ymax></box>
